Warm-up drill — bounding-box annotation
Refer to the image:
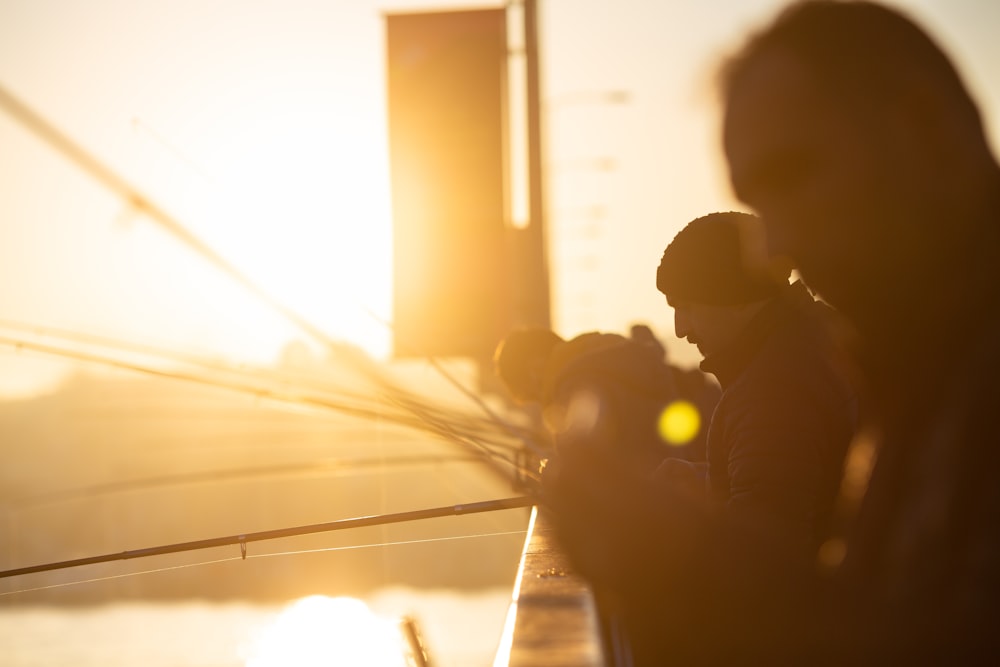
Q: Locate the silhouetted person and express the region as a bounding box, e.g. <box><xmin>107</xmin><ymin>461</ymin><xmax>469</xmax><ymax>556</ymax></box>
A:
<box><xmin>712</xmin><ymin>0</ymin><xmax>1000</xmax><ymax>663</ymax></box>
<box><xmin>543</xmin><ymin>211</ymin><xmax>858</xmax><ymax>665</ymax></box>
<box><xmin>493</xmin><ymin>327</ymin><xmax>682</xmax><ymax>474</ymax></box>
<box><xmin>657</xmin><ymin>211</ymin><xmax>855</xmax><ymax>557</ymax></box>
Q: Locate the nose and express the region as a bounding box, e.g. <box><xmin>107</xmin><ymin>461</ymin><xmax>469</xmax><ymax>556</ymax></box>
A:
<box><xmin>674</xmin><ymin>308</ymin><xmax>691</xmax><ymax>340</ymax></box>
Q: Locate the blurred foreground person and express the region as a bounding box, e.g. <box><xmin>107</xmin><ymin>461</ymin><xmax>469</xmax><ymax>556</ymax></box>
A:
<box><xmin>542</xmin><ymin>211</ymin><xmax>857</xmax><ymax>665</ymax></box>
<box><xmin>493</xmin><ymin>327</ymin><xmax>684</xmax><ymax>473</ymax></box>
<box><xmin>710</xmin><ymin>0</ymin><xmax>1000</xmax><ymax>662</ymax></box>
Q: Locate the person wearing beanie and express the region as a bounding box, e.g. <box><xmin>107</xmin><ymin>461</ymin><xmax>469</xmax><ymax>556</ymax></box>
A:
<box><xmin>542</xmin><ymin>211</ymin><xmax>859</xmax><ymax>665</ymax></box>
<box><xmin>655</xmin><ymin>210</ymin><xmax>856</xmax><ymax>531</ymax></box>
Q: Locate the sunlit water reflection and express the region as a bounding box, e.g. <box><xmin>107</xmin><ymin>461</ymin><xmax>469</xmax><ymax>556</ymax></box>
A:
<box><xmin>0</xmin><ymin>587</ymin><xmax>511</xmax><ymax>666</ymax></box>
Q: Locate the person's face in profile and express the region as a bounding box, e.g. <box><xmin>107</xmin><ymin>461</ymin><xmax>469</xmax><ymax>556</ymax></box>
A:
<box><xmin>722</xmin><ymin>49</ymin><xmax>898</xmax><ymax>315</ymax></box>
<box><xmin>671</xmin><ymin>299</ymin><xmax>747</xmax><ymax>360</ymax></box>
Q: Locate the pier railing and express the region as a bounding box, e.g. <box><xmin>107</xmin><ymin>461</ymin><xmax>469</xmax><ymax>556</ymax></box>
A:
<box><xmin>494</xmin><ymin>506</ymin><xmax>630</xmax><ymax>666</ymax></box>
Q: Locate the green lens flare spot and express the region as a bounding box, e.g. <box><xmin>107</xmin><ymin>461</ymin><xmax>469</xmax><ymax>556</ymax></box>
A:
<box><xmin>658</xmin><ymin>400</ymin><xmax>701</xmax><ymax>446</ymax></box>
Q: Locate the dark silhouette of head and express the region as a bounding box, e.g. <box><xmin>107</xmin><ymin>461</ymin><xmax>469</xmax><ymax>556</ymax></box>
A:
<box><xmin>629</xmin><ymin>323</ymin><xmax>667</xmax><ymax>361</ymax></box>
<box><xmin>656</xmin><ymin>211</ymin><xmax>788</xmax><ymax>306</ymax></box>
<box><xmin>493</xmin><ymin>328</ymin><xmax>565</xmax><ymax>403</ymax></box>
<box><xmin>720</xmin><ymin>0</ymin><xmax>1000</xmax><ymax>335</ymax></box>
<box><xmin>657</xmin><ymin>212</ymin><xmax>791</xmax><ymax>359</ymax></box>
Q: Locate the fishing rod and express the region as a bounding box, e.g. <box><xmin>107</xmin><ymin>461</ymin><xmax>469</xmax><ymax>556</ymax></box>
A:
<box><xmin>0</xmin><ymin>82</ymin><xmax>533</xmax><ymax>444</ymax></box>
<box><xmin>0</xmin><ymin>317</ymin><xmax>390</xmax><ymax>403</ymax></box>
<box><xmin>0</xmin><ymin>324</ymin><xmax>437</xmax><ymax>431</ymax></box>
<box><xmin>0</xmin><ymin>81</ymin><xmax>544</xmax><ymax>482</ymax></box>
<box><xmin>0</xmin><ymin>334</ymin><xmax>425</xmax><ymax>428</ymax></box>
<box><xmin>0</xmin><ymin>495</ymin><xmax>536</xmax><ymax>580</ymax></box>
<box><xmin>0</xmin><ymin>334</ymin><xmax>537</xmax><ymax>481</ymax></box>
<box><xmin>0</xmin><ymin>320</ymin><xmax>531</xmax><ymax>457</ymax></box>
<box><xmin>0</xmin><ymin>82</ymin><xmax>336</xmax><ymax>352</ymax></box>
<box><xmin>361</xmin><ymin>305</ymin><xmax>550</xmax><ymax>459</ymax></box>
<box><xmin>0</xmin><ymin>333</ymin><xmax>540</xmax><ymax>485</ymax></box>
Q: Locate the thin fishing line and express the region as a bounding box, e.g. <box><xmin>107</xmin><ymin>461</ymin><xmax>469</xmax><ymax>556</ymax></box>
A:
<box><xmin>0</xmin><ymin>335</ymin><xmax>437</xmax><ymax>432</ymax></box>
<box><xmin>0</xmin><ymin>332</ymin><xmax>539</xmax><ymax>496</ymax></box>
<box><xmin>388</xmin><ymin>392</ymin><xmax>540</xmax><ymax>483</ymax></box>
<box><xmin>0</xmin><ymin>530</ymin><xmax>527</xmax><ymax>598</ymax></box>
<box><xmin>251</xmin><ymin>529</ymin><xmax>527</xmax><ymax>560</ymax></box>
<box><xmin>381</xmin><ymin>394</ymin><xmax>526</xmax><ymax>481</ymax></box>
<box><xmin>355</xmin><ymin>328</ymin><xmax>548</xmax><ymax>459</ymax></box>
<box><xmin>0</xmin><ymin>556</ymin><xmax>240</xmax><ymax>597</ymax></box>
<box><xmin>0</xmin><ymin>83</ymin><xmax>340</xmax><ymax>353</ymax></box>
<box><xmin>9</xmin><ymin>455</ymin><xmax>484</xmax><ymax>509</ymax></box>
<box><xmin>0</xmin><ymin>330</ymin><xmax>533</xmax><ymax>483</ymax></box>
<box><xmin>0</xmin><ymin>82</ymin><xmax>531</xmax><ymax>455</ymax></box>
<box><xmin>131</xmin><ymin>116</ymin><xmax>216</xmax><ymax>184</ymax></box>
<box><xmin>1</xmin><ymin>81</ymin><xmax>538</xmax><ymax>493</ymax></box>
<box><xmin>0</xmin><ymin>324</ymin><xmax>418</xmax><ymax>425</ymax></box>
<box><xmin>0</xmin><ymin>318</ymin><xmax>392</xmax><ymax>409</ymax></box>
<box><xmin>0</xmin><ymin>330</ymin><xmax>538</xmax><ymax>493</ymax></box>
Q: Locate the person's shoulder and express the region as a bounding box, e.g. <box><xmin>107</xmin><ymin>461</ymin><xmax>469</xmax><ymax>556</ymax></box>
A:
<box><xmin>734</xmin><ymin>303</ymin><xmax>857</xmax><ymax>416</ymax></box>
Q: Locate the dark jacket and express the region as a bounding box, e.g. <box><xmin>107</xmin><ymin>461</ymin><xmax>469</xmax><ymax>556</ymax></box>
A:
<box><xmin>701</xmin><ymin>281</ymin><xmax>858</xmax><ymax>557</ymax></box>
<box><xmin>542</xmin><ymin>283</ymin><xmax>859</xmax><ymax>665</ymax></box>
<box><xmin>811</xmin><ymin>213</ymin><xmax>1000</xmax><ymax>664</ymax></box>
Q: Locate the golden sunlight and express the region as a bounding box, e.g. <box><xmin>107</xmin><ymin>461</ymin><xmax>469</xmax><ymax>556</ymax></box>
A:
<box><xmin>180</xmin><ymin>92</ymin><xmax>395</xmax><ymax>361</ymax></box>
<box><xmin>245</xmin><ymin>595</ymin><xmax>408</xmax><ymax>667</ymax></box>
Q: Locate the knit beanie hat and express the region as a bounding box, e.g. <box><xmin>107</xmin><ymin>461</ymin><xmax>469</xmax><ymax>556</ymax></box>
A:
<box><xmin>656</xmin><ymin>211</ymin><xmax>788</xmax><ymax>305</ymax></box>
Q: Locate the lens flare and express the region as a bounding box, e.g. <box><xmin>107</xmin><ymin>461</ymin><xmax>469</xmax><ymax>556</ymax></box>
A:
<box><xmin>658</xmin><ymin>400</ymin><xmax>701</xmax><ymax>446</ymax></box>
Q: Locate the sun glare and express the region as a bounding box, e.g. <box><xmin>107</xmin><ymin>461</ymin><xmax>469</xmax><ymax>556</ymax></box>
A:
<box><xmin>245</xmin><ymin>595</ymin><xmax>409</xmax><ymax>667</ymax></box>
<box><xmin>180</xmin><ymin>95</ymin><xmax>394</xmax><ymax>362</ymax></box>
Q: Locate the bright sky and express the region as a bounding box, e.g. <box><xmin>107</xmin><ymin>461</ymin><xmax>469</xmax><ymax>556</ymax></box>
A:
<box><xmin>0</xmin><ymin>0</ymin><xmax>997</xmax><ymax>397</ymax></box>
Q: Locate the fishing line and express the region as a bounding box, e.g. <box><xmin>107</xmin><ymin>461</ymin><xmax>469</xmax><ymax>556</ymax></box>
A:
<box><xmin>1</xmin><ymin>81</ymin><xmax>542</xmax><ymax>504</ymax></box>
<box><xmin>0</xmin><ymin>335</ymin><xmax>437</xmax><ymax>430</ymax></box>
<box><xmin>0</xmin><ymin>530</ymin><xmax>528</xmax><ymax>598</ymax></box>
<box><xmin>9</xmin><ymin>455</ymin><xmax>485</xmax><ymax>509</ymax></box>
<box><xmin>0</xmin><ymin>330</ymin><xmax>538</xmax><ymax>493</ymax></box>
<box><xmin>0</xmin><ymin>317</ymin><xmax>393</xmax><ymax>409</ymax></box>
<box><xmin>0</xmin><ymin>83</ymin><xmax>535</xmax><ymax>459</ymax></box>
<box><xmin>0</xmin><ymin>326</ymin><xmax>415</xmax><ymax>424</ymax></box>
<box><xmin>0</xmin><ymin>83</ymin><xmax>338</xmax><ymax>353</ymax></box>
<box><xmin>0</xmin><ymin>319</ymin><xmax>538</xmax><ymax>482</ymax></box>
<box><xmin>348</xmin><ymin>311</ymin><xmax>549</xmax><ymax>459</ymax></box>
<box><xmin>0</xmin><ymin>332</ymin><xmax>540</xmax><ymax>495</ymax></box>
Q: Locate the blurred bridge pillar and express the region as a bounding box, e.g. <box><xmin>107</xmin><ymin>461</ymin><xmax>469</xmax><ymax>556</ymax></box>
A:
<box><xmin>385</xmin><ymin>2</ymin><xmax>550</xmax><ymax>395</ymax></box>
